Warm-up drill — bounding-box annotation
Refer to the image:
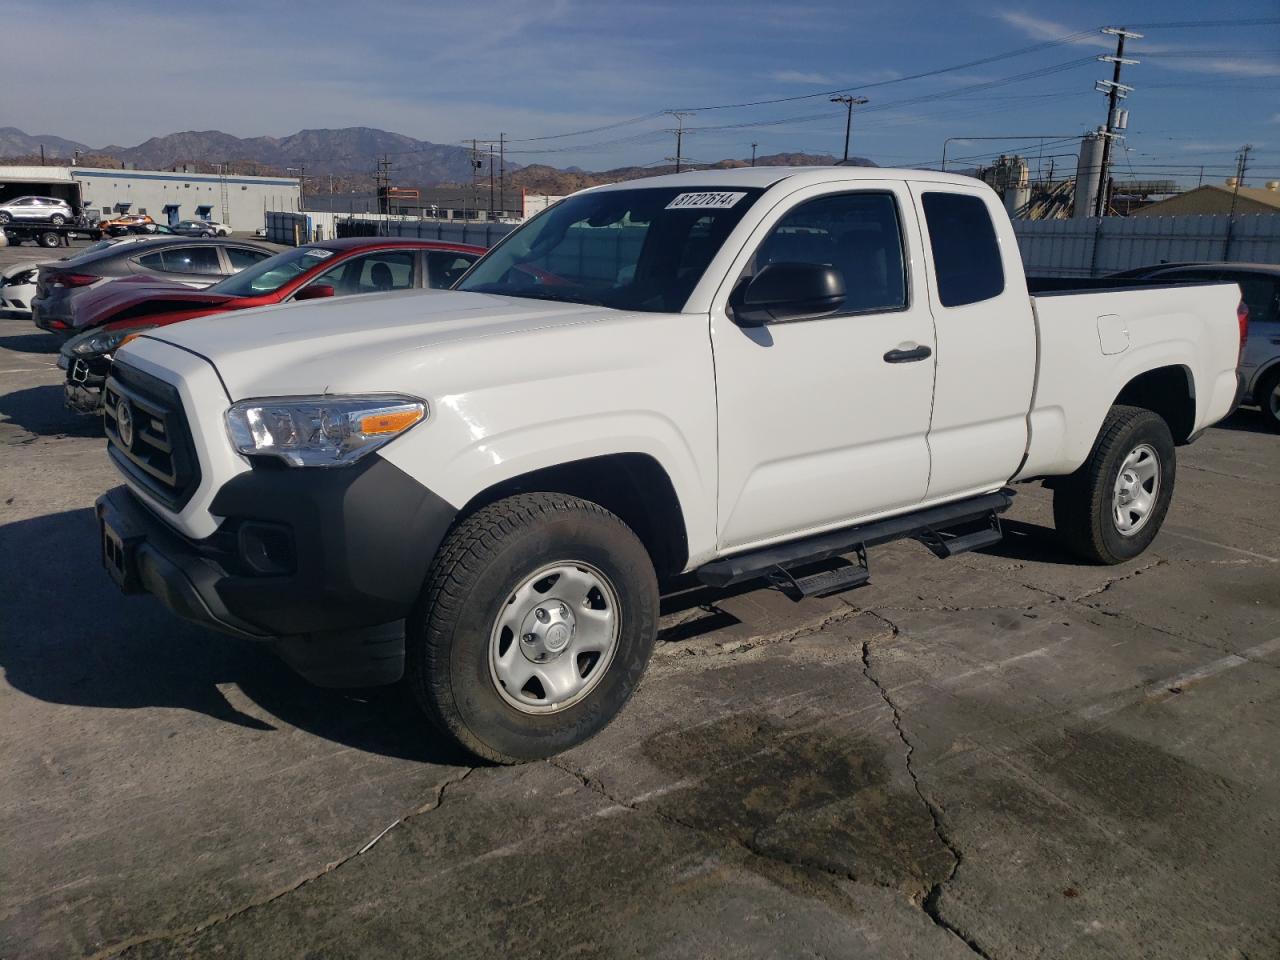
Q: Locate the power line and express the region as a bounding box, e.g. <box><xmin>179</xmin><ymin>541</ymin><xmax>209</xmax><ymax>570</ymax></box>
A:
<box><xmin>668</xmin><ymin>30</ymin><xmax>1102</xmax><ymax>112</ymax></box>
<box><xmin>1124</xmin><ymin>17</ymin><xmax>1280</xmax><ymax>28</ymax></box>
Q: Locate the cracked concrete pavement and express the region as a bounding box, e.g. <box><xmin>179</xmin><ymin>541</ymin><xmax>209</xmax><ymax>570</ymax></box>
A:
<box><xmin>1</xmin><ymin>284</ymin><xmax>1278</xmax><ymax>959</ymax></box>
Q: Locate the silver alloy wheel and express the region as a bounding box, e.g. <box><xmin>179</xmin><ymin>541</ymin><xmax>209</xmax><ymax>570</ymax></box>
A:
<box><xmin>489</xmin><ymin>561</ymin><xmax>621</xmax><ymax>714</ymax></box>
<box><xmin>1113</xmin><ymin>442</ymin><xmax>1160</xmax><ymax>536</ymax></box>
<box><xmin>1269</xmin><ymin>380</ymin><xmax>1280</xmax><ymax>420</ymax></box>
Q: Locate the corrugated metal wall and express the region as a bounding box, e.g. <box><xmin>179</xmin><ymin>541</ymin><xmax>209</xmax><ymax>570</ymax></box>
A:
<box><xmin>1015</xmin><ymin>214</ymin><xmax>1280</xmax><ymax>277</ymax></box>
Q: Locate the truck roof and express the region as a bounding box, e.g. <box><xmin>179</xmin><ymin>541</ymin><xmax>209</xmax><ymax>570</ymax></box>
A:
<box><xmin>588</xmin><ymin>165</ymin><xmax>985</xmax><ymax>193</ymax></box>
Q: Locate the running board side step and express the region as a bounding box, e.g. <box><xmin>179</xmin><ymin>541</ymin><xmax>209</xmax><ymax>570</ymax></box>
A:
<box><xmin>696</xmin><ymin>489</ymin><xmax>1014</xmax><ymax>591</ymax></box>
<box><xmin>767</xmin><ymin>547</ymin><xmax>870</xmax><ymax>600</ymax></box>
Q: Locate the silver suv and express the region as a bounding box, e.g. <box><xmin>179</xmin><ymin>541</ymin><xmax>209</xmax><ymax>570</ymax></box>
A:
<box><xmin>0</xmin><ymin>196</ymin><xmax>75</xmax><ymax>225</ymax></box>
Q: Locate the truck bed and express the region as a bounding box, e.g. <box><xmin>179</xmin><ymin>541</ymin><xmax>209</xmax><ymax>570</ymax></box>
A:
<box><xmin>1017</xmin><ymin>281</ymin><xmax>1243</xmax><ymax>481</ymax></box>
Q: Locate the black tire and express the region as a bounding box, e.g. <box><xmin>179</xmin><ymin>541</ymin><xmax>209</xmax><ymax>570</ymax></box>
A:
<box><xmin>50</xmin><ymin>214</ymin><xmax>66</xmax><ymax>226</ymax></box>
<box><xmin>201</xmin><ymin>231</ymin><xmax>213</xmax><ymax>238</ymax></box>
<box><xmin>39</xmin><ymin>231</ymin><xmax>61</xmax><ymax>248</ymax></box>
<box><xmin>0</xmin><ymin>212</ymin><xmax>10</xmax><ymax>224</ymax></box>
<box><xmin>1053</xmin><ymin>405</ymin><xmax>1176</xmax><ymax>565</ymax></box>
<box><xmin>407</xmin><ymin>492</ymin><xmax>659</xmax><ymax>764</ymax></box>
<box><xmin>1255</xmin><ymin>367</ymin><xmax>1280</xmax><ymax>433</ymax></box>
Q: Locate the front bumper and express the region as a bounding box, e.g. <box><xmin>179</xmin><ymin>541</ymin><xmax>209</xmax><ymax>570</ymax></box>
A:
<box><xmin>64</xmin><ymin>355</ymin><xmax>107</xmax><ymax>414</ymax></box>
<box><xmin>96</xmin><ymin>455</ymin><xmax>458</xmax><ymax>687</ymax></box>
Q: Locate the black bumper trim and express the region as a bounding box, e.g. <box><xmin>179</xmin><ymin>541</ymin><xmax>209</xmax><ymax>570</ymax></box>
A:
<box><xmin>97</xmin><ymin>486</ymin><xmax>269</xmax><ymax>640</ymax></box>
<box><xmin>96</xmin><ymin>456</ymin><xmax>458</xmax><ymax>685</ymax></box>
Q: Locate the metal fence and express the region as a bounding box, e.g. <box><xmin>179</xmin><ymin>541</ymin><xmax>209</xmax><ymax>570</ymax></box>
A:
<box><xmin>266</xmin><ymin>210</ymin><xmax>516</xmax><ymax>248</ymax></box>
<box><xmin>1014</xmin><ymin>213</ymin><xmax>1280</xmax><ymax>277</ymax></box>
<box><xmin>268</xmin><ymin>210</ymin><xmax>1280</xmax><ymax>279</ymax></box>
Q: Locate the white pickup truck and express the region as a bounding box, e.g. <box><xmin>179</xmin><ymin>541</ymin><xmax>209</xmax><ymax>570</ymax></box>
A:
<box><xmin>97</xmin><ymin>167</ymin><xmax>1245</xmax><ymax>762</ymax></box>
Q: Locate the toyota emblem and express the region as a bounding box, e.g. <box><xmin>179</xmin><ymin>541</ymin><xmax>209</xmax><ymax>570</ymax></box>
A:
<box><xmin>116</xmin><ymin>398</ymin><xmax>135</xmax><ymax>448</ymax></box>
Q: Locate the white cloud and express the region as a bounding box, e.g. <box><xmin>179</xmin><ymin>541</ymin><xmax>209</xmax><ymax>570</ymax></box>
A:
<box><xmin>1156</xmin><ymin>58</ymin><xmax>1280</xmax><ymax>79</ymax></box>
<box><xmin>768</xmin><ymin>70</ymin><xmax>834</xmax><ymax>85</ymax></box>
<box><xmin>995</xmin><ymin>12</ymin><xmax>1113</xmax><ymax>49</ymax></box>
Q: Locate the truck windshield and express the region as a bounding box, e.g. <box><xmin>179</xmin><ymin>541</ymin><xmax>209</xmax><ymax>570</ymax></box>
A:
<box><xmin>456</xmin><ymin>186</ymin><xmax>764</xmax><ymax>312</ymax></box>
<box><xmin>209</xmin><ymin>246</ymin><xmax>335</xmax><ymax>297</ymax></box>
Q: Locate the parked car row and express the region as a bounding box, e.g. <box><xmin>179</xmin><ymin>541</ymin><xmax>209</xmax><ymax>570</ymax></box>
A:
<box><xmin>43</xmin><ymin>236</ymin><xmax>483</xmax><ymax>413</ymax></box>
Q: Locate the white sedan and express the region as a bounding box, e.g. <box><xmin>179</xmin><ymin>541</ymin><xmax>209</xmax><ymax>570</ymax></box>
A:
<box><xmin>0</xmin><ymin>260</ymin><xmax>40</xmax><ymax>316</ymax></box>
<box><xmin>203</xmin><ymin>220</ymin><xmax>232</xmax><ymax>236</ymax></box>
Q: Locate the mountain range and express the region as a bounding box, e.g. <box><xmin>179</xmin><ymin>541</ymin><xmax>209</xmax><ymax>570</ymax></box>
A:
<box><xmin>0</xmin><ymin>126</ymin><xmax>872</xmax><ymax>195</ymax></box>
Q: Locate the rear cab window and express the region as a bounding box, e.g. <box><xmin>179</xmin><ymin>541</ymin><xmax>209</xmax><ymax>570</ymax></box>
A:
<box><xmin>921</xmin><ymin>192</ymin><xmax>1005</xmax><ymax>307</ymax></box>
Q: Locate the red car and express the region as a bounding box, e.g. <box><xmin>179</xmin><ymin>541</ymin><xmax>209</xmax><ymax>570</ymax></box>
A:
<box><xmin>61</xmin><ymin>238</ymin><xmax>486</xmax><ymax>413</ymax></box>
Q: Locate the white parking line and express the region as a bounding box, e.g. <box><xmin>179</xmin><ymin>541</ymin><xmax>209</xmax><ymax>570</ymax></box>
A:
<box><xmin>1078</xmin><ymin>635</ymin><xmax>1280</xmax><ymax>721</ymax></box>
<box><xmin>1162</xmin><ymin>530</ymin><xmax>1279</xmax><ymax>563</ymax></box>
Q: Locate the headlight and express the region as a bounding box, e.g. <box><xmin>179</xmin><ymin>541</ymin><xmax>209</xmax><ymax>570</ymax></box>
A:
<box><xmin>70</xmin><ymin>325</ymin><xmax>156</xmax><ymax>356</ymax></box>
<box><xmin>225</xmin><ymin>395</ymin><xmax>426</xmax><ymax>467</ymax></box>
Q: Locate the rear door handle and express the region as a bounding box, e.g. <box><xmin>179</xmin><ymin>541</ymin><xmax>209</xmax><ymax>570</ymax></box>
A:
<box><xmin>883</xmin><ymin>344</ymin><xmax>933</xmax><ymax>364</ymax></box>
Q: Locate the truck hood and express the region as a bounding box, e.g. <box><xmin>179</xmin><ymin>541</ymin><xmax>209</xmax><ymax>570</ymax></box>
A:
<box><xmin>137</xmin><ymin>289</ymin><xmax>607</xmax><ymax>400</ymax></box>
<box><xmin>73</xmin><ymin>276</ymin><xmax>237</xmax><ymax>329</ymax></box>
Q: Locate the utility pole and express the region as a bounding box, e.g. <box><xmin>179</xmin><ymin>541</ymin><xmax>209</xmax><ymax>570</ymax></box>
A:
<box><xmin>470</xmin><ymin>139</ymin><xmax>481</xmax><ymax>221</ymax></box>
<box><xmin>750</xmin><ymin>142</ymin><xmax>758</xmax><ymax>167</ymax></box>
<box><xmin>487</xmin><ymin>145</ymin><xmax>495</xmax><ymax>219</ymax></box>
<box><xmin>374</xmin><ymin>155</ymin><xmax>392</xmax><ymax>216</ymax></box>
<box><xmin>1228</xmin><ymin>144</ymin><xmax>1252</xmax><ymax>219</ymax></box>
<box><xmin>1224</xmin><ymin>144</ymin><xmax>1252</xmax><ymax>260</ymax></box>
<box><xmin>39</xmin><ymin>144</ymin><xmax>45</xmax><ymax>166</ymax></box>
<box><xmin>1093</xmin><ymin>26</ymin><xmax>1142</xmax><ymax>218</ymax></box>
<box><xmin>666</xmin><ymin>111</ymin><xmax>694</xmax><ymax>173</ymax></box>
<box><xmin>830</xmin><ymin>95</ymin><xmax>868</xmax><ymax>163</ymax></box>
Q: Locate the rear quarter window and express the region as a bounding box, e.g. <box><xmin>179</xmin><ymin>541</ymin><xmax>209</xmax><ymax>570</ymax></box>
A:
<box><xmin>921</xmin><ymin>192</ymin><xmax>1005</xmax><ymax>307</ymax></box>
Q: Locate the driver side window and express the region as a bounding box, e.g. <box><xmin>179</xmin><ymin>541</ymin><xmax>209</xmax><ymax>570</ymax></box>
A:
<box><xmin>746</xmin><ymin>192</ymin><xmax>907</xmax><ymax>315</ymax></box>
<box><xmin>307</xmin><ymin>251</ymin><xmax>416</xmax><ymax>297</ymax></box>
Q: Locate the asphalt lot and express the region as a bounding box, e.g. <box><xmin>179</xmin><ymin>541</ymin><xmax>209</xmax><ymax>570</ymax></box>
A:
<box><xmin>1</xmin><ymin>241</ymin><xmax>1278</xmax><ymax>959</ymax></box>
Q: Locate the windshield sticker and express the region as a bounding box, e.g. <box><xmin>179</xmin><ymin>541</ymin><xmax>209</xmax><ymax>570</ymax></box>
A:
<box><xmin>303</xmin><ymin>249</ymin><xmax>335</xmax><ymax>259</ymax></box>
<box><xmin>665</xmin><ymin>191</ymin><xmax>747</xmax><ymax>210</ymax></box>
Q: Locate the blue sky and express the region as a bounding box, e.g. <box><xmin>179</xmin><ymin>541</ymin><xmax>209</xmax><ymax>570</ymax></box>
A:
<box><xmin>2</xmin><ymin>0</ymin><xmax>1276</xmax><ymax>185</ymax></box>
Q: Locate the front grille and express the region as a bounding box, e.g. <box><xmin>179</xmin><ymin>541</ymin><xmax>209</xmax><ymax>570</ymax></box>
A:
<box><xmin>104</xmin><ymin>362</ymin><xmax>201</xmax><ymax>511</ymax></box>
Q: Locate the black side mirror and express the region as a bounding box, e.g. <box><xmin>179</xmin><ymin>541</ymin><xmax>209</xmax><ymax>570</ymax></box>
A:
<box><xmin>732</xmin><ymin>262</ymin><xmax>846</xmax><ymax>327</ymax></box>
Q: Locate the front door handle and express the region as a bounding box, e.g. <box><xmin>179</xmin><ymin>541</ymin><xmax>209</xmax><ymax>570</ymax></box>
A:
<box><xmin>883</xmin><ymin>344</ymin><xmax>932</xmax><ymax>364</ymax></box>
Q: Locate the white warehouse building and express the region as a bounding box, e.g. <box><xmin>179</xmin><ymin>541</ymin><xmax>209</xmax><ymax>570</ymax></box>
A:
<box><xmin>0</xmin><ymin>165</ymin><xmax>301</xmax><ymax>231</ymax></box>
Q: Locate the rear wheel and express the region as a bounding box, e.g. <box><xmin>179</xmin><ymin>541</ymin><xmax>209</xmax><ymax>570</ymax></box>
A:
<box><xmin>0</xmin><ymin>212</ymin><xmax>10</xmax><ymax>224</ymax></box>
<box><xmin>407</xmin><ymin>492</ymin><xmax>659</xmax><ymax>763</ymax></box>
<box><xmin>38</xmin><ymin>231</ymin><xmax>61</xmax><ymax>248</ymax></box>
<box><xmin>1256</xmin><ymin>368</ymin><xmax>1280</xmax><ymax>433</ymax></box>
<box><xmin>1053</xmin><ymin>405</ymin><xmax>1176</xmax><ymax>564</ymax></box>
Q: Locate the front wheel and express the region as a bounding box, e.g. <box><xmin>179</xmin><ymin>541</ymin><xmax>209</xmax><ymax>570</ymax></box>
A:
<box><xmin>407</xmin><ymin>492</ymin><xmax>659</xmax><ymax>763</ymax></box>
<box><xmin>39</xmin><ymin>231</ymin><xmax>61</xmax><ymax>248</ymax></box>
<box><xmin>0</xmin><ymin>212</ymin><xmax>10</xmax><ymax>224</ymax></box>
<box><xmin>1053</xmin><ymin>405</ymin><xmax>1176</xmax><ymax>564</ymax></box>
<box><xmin>50</xmin><ymin>214</ymin><xmax>66</xmax><ymax>225</ymax></box>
